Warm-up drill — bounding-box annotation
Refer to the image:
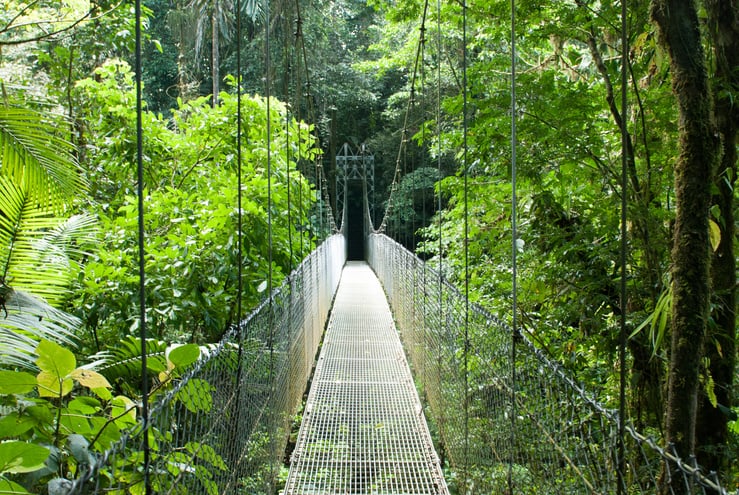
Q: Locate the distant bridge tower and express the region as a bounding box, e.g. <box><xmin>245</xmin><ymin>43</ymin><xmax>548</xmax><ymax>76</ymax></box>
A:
<box><xmin>335</xmin><ymin>143</ymin><xmax>375</xmax><ymax>228</ymax></box>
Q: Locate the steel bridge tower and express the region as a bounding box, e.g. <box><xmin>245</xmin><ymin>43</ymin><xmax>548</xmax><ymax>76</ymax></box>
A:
<box><xmin>335</xmin><ymin>142</ymin><xmax>375</xmax><ymax>229</ymax></box>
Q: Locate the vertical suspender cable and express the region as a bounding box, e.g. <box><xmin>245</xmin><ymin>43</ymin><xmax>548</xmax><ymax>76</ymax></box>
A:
<box><xmin>419</xmin><ymin>24</ymin><xmax>427</xmax><ymax>389</ymax></box>
<box><xmin>234</xmin><ymin>2</ymin><xmax>243</xmax><ymax>321</ymax></box>
<box><xmin>264</xmin><ymin>1</ymin><xmax>273</xmax><ymax>293</ymax></box>
<box><xmin>508</xmin><ymin>0</ymin><xmax>518</xmax><ymax>491</ymax></box>
<box><xmin>133</xmin><ymin>2</ymin><xmax>151</xmax><ymax>494</ymax></box>
<box><xmin>263</xmin><ymin>0</ymin><xmax>277</xmax><ymax>487</ymax></box>
<box><xmin>294</xmin><ymin>6</ymin><xmax>305</xmax><ymax>257</ymax></box>
<box><xmin>236</xmin><ymin>0</ymin><xmax>244</xmax><ymax>336</ymax></box>
<box><xmin>284</xmin><ymin>10</ymin><xmax>293</xmax><ymax>267</ymax></box>
<box><xmin>286</xmin><ymin>91</ymin><xmax>293</xmax><ymax>267</ymax></box>
<box><xmin>461</xmin><ymin>0</ymin><xmax>470</xmax><ymax>488</ymax></box>
<box><xmin>617</xmin><ymin>0</ymin><xmax>628</xmax><ymax>493</ymax></box>
<box><xmin>232</xmin><ymin>0</ymin><xmax>247</xmax><ymax>477</ymax></box>
<box><xmin>435</xmin><ymin>0</ymin><xmax>445</xmax><ymax>467</ymax></box>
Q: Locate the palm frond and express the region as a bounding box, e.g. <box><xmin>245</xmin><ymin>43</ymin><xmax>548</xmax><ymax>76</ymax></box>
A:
<box><xmin>0</xmin><ymin>105</ymin><xmax>87</xmax><ymax>209</ymax></box>
<box><xmin>242</xmin><ymin>0</ymin><xmax>265</xmax><ymax>24</ymax></box>
<box><xmin>0</xmin><ymin>175</ymin><xmax>80</xmax><ymax>305</ymax></box>
<box><xmin>0</xmin><ymin>289</ymin><xmax>79</xmax><ymax>370</ymax></box>
<box><xmin>92</xmin><ymin>335</ymin><xmax>169</xmax><ymax>382</ymax></box>
<box><xmin>35</xmin><ymin>213</ymin><xmax>99</xmax><ymax>263</ymax></box>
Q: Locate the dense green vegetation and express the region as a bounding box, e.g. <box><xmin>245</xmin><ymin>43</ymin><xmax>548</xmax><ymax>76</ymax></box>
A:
<box><xmin>0</xmin><ymin>0</ymin><xmax>736</xmax><ymax>492</ymax></box>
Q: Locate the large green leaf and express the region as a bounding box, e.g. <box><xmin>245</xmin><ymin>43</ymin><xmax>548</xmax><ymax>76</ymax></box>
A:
<box><xmin>0</xmin><ymin>106</ymin><xmax>86</xmax><ymax>209</ymax></box>
<box><xmin>36</xmin><ymin>339</ymin><xmax>76</xmax><ymax>377</ymax></box>
<box><xmin>0</xmin><ymin>441</ymin><xmax>49</xmax><ymax>474</ymax></box>
<box><xmin>0</xmin><ymin>371</ymin><xmax>36</xmax><ymax>394</ymax></box>
<box><xmin>168</xmin><ymin>344</ymin><xmax>201</xmax><ymax>368</ymax></box>
<box><xmin>0</xmin><ymin>478</ymin><xmax>30</xmax><ymax>494</ymax></box>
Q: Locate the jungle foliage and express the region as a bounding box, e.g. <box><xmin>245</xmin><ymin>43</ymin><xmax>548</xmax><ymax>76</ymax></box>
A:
<box><xmin>0</xmin><ymin>0</ymin><xmax>737</xmax><ymax>492</ymax></box>
<box><xmin>363</xmin><ymin>0</ymin><xmax>737</xmax><ymax>488</ymax></box>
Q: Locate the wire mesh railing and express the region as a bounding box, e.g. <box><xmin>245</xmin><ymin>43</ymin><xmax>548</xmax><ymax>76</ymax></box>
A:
<box><xmin>67</xmin><ymin>232</ymin><xmax>345</xmax><ymax>495</ymax></box>
<box><xmin>367</xmin><ymin>231</ymin><xmax>736</xmax><ymax>495</ymax></box>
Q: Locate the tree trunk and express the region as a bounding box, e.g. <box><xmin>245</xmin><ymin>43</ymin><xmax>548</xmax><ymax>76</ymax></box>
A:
<box><xmin>696</xmin><ymin>0</ymin><xmax>738</xmax><ymax>479</ymax></box>
<box><xmin>649</xmin><ymin>0</ymin><xmax>718</xmax><ymax>493</ymax></box>
<box><xmin>211</xmin><ymin>2</ymin><xmax>220</xmax><ymax>106</ymax></box>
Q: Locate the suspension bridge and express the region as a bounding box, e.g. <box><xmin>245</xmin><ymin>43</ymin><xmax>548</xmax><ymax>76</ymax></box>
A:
<box><xmin>52</xmin><ymin>0</ymin><xmax>734</xmax><ymax>491</ymax></box>
<box><xmin>63</xmin><ymin>187</ymin><xmax>734</xmax><ymax>494</ymax></box>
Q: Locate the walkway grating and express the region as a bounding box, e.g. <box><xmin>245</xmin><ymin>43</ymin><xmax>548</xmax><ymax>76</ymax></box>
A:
<box><xmin>283</xmin><ymin>261</ymin><xmax>449</xmax><ymax>495</ymax></box>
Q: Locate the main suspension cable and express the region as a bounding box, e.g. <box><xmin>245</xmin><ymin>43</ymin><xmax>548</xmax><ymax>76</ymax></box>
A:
<box><xmin>378</xmin><ymin>0</ymin><xmax>429</xmax><ymax>234</ymax></box>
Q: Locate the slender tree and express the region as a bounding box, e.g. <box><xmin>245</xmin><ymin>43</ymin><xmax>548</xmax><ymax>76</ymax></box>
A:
<box><xmin>696</xmin><ymin>0</ymin><xmax>739</xmax><ymax>476</ymax></box>
<box><xmin>190</xmin><ymin>0</ymin><xmax>235</xmax><ymax>105</ymax></box>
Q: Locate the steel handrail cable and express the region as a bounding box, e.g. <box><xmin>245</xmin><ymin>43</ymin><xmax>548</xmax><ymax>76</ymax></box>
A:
<box><xmin>293</xmin><ymin>3</ymin><xmax>340</xmax><ymax>236</ymax></box>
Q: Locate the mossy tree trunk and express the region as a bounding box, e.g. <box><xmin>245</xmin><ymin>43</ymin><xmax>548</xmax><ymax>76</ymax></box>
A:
<box><xmin>649</xmin><ymin>0</ymin><xmax>718</xmax><ymax>492</ymax></box>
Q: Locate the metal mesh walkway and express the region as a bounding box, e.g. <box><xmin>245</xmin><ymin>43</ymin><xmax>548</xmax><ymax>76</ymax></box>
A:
<box><xmin>284</xmin><ymin>261</ymin><xmax>449</xmax><ymax>495</ymax></box>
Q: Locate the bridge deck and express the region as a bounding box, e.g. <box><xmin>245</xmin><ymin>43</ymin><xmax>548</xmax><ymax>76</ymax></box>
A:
<box><xmin>283</xmin><ymin>261</ymin><xmax>448</xmax><ymax>495</ymax></box>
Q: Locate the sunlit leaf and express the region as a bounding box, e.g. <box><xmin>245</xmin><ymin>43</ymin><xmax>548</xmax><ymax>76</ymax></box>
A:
<box><xmin>0</xmin><ymin>371</ymin><xmax>37</xmax><ymax>394</ymax></box>
<box><xmin>168</xmin><ymin>344</ymin><xmax>201</xmax><ymax>368</ymax></box>
<box><xmin>0</xmin><ymin>441</ymin><xmax>49</xmax><ymax>474</ymax></box>
<box><xmin>70</xmin><ymin>368</ymin><xmax>111</xmax><ymax>389</ymax></box>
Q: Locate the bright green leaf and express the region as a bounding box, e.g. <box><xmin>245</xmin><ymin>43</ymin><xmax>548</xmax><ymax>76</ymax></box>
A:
<box><xmin>68</xmin><ymin>397</ymin><xmax>101</xmax><ymax>415</ymax></box>
<box><xmin>0</xmin><ymin>477</ymin><xmax>30</xmax><ymax>494</ymax></box>
<box><xmin>36</xmin><ymin>340</ymin><xmax>76</xmax><ymax>377</ymax></box>
<box><xmin>0</xmin><ymin>371</ymin><xmax>37</xmax><ymax>394</ymax></box>
<box><xmin>0</xmin><ymin>441</ymin><xmax>49</xmax><ymax>474</ymax></box>
<box><xmin>709</xmin><ymin>219</ymin><xmax>721</xmax><ymax>252</ymax></box>
<box><xmin>59</xmin><ymin>412</ymin><xmax>92</xmax><ymax>435</ymax></box>
<box><xmin>0</xmin><ymin>414</ymin><xmax>37</xmax><ymax>439</ymax></box>
<box><xmin>91</xmin><ymin>387</ymin><xmax>113</xmax><ymax>401</ymax></box>
<box><xmin>111</xmin><ymin>395</ymin><xmax>137</xmax><ymax>426</ymax></box>
<box><xmin>89</xmin><ymin>417</ymin><xmax>121</xmax><ymax>451</ymax></box>
<box><xmin>168</xmin><ymin>344</ymin><xmax>200</xmax><ymax>368</ymax></box>
<box><xmin>36</xmin><ymin>371</ymin><xmax>74</xmax><ymax>398</ymax></box>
